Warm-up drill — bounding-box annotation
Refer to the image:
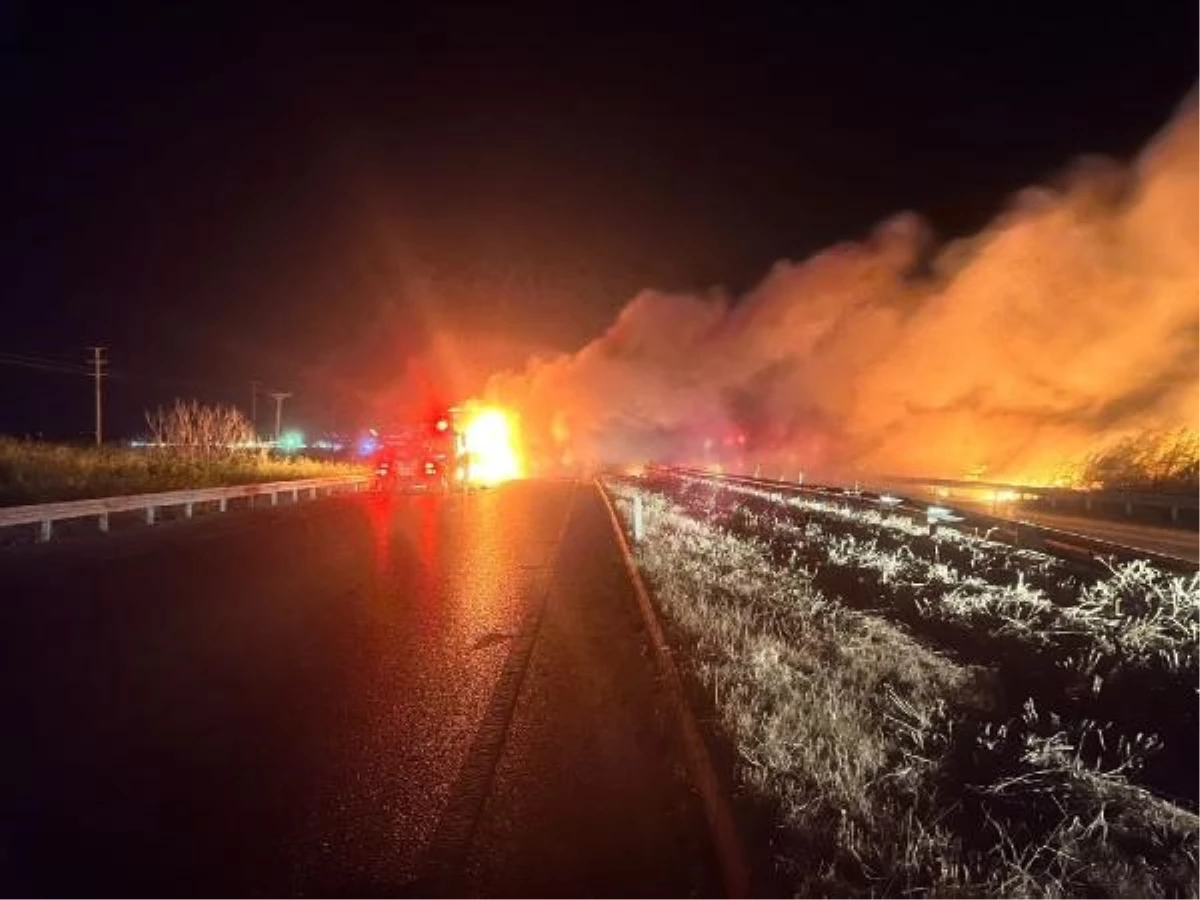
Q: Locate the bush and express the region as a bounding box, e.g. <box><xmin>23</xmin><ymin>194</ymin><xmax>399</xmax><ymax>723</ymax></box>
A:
<box><xmin>1080</xmin><ymin>429</ymin><xmax>1199</xmax><ymax>492</ymax></box>
<box><xmin>145</xmin><ymin>400</ymin><xmax>256</xmax><ymax>464</ymax></box>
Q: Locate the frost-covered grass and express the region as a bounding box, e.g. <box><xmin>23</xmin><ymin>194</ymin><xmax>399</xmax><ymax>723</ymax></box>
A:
<box><xmin>1074</xmin><ymin>559</ymin><xmax>1200</xmax><ymax>673</ymax></box>
<box><xmin>686</xmin><ymin>475</ymin><xmax>1200</xmax><ymax>686</ymax></box>
<box><xmin>659</xmin><ymin>472</ymin><xmax>1199</xmax><ymax>803</ymax></box>
<box><xmin>604</xmin><ymin>476</ymin><xmax>1199</xmax><ymax>898</ymax></box>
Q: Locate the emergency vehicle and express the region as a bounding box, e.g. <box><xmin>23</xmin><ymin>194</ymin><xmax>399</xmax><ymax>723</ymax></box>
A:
<box><xmin>370</xmin><ymin>411</ymin><xmax>465</xmax><ymax>492</ymax></box>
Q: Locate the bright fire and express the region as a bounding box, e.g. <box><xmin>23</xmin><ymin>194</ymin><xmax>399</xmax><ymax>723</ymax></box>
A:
<box><xmin>480</xmin><ymin>98</ymin><xmax>1198</xmax><ymax>491</ymax></box>
<box><xmin>462</xmin><ymin>406</ymin><xmax>523</xmax><ymax>485</ymax></box>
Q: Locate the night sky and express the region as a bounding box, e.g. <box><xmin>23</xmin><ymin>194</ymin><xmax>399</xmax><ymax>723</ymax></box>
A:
<box><xmin>1</xmin><ymin>1</ymin><xmax>1195</xmax><ymax>440</ymax></box>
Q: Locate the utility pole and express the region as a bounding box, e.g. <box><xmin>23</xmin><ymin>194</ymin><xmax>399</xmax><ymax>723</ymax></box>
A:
<box><xmin>249</xmin><ymin>380</ymin><xmax>261</xmax><ymax>437</ymax></box>
<box><xmin>88</xmin><ymin>347</ymin><xmax>107</xmax><ymax>446</ymax></box>
<box><xmin>268</xmin><ymin>391</ymin><xmax>292</xmax><ymax>443</ymax></box>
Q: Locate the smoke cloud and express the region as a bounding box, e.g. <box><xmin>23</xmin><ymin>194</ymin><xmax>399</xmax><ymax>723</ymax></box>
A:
<box><xmin>487</xmin><ymin>92</ymin><xmax>1199</xmax><ymax>483</ymax></box>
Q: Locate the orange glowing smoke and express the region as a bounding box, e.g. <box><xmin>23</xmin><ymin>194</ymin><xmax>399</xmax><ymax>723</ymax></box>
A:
<box><xmin>461</xmin><ymin>405</ymin><xmax>523</xmax><ymax>485</ymax></box>
<box><xmin>484</xmin><ymin>91</ymin><xmax>1199</xmax><ymax>485</ymax></box>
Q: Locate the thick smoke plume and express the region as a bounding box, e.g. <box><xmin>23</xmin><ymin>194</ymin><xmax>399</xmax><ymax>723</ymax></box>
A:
<box><xmin>487</xmin><ymin>93</ymin><xmax>1198</xmax><ymax>483</ymax></box>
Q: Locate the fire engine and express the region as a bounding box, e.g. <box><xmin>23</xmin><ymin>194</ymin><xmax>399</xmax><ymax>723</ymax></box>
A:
<box><xmin>366</xmin><ymin>403</ymin><xmax>521</xmax><ymax>491</ymax></box>
<box><xmin>369</xmin><ymin>411</ymin><xmax>465</xmax><ymax>493</ymax></box>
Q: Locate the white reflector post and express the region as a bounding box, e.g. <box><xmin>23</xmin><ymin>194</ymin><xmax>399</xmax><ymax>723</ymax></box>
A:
<box><xmin>633</xmin><ymin>493</ymin><xmax>645</xmax><ymax>543</ymax></box>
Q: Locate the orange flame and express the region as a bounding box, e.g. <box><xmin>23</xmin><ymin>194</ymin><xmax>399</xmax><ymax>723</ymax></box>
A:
<box><xmin>461</xmin><ymin>405</ymin><xmax>523</xmax><ymax>485</ymax></box>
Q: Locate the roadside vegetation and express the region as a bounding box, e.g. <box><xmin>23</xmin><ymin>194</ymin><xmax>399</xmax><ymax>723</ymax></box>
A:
<box><xmin>0</xmin><ymin>401</ymin><xmax>365</xmax><ymax>507</ymax></box>
<box><xmin>1071</xmin><ymin>427</ymin><xmax>1199</xmax><ymax>492</ymax></box>
<box><xmin>603</xmin><ymin>472</ymin><xmax>1199</xmax><ymax>898</ymax></box>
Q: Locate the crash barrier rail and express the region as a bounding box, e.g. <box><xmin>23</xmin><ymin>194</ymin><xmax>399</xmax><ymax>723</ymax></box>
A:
<box><xmin>663</xmin><ymin>467</ymin><xmax>1198</xmax><ymax>574</ymax></box>
<box><xmin>0</xmin><ymin>475</ymin><xmax>373</xmax><ymax>543</ymax></box>
<box><xmin>881</xmin><ymin>475</ymin><xmax>1198</xmax><ymax>524</ymax></box>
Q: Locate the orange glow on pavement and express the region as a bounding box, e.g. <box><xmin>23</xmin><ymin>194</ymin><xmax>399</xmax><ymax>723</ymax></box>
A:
<box><xmin>462</xmin><ymin>406</ymin><xmax>523</xmax><ymax>485</ymax></box>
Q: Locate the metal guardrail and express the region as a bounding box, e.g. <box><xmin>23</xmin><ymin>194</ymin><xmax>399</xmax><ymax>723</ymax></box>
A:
<box><xmin>0</xmin><ymin>475</ymin><xmax>372</xmax><ymax>542</ymax></box>
<box><xmin>664</xmin><ymin>466</ymin><xmax>1199</xmax><ymax>574</ymax></box>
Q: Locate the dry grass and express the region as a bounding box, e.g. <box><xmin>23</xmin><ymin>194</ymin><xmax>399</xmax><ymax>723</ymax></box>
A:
<box><xmin>0</xmin><ymin>437</ymin><xmax>365</xmax><ymax>506</ymax></box>
<box><xmin>604</xmin><ymin>478</ymin><xmax>1199</xmax><ymax>897</ymax></box>
<box><xmin>687</xmin><ymin>474</ymin><xmax>1199</xmax><ymax>718</ymax></box>
<box><xmin>1078</xmin><ymin>427</ymin><xmax>1199</xmax><ymax>492</ymax></box>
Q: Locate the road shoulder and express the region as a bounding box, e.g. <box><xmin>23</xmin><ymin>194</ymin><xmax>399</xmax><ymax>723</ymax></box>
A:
<box><xmin>457</xmin><ymin>483</ymin><xmax>722</xmax><ymax>898</ymax></box>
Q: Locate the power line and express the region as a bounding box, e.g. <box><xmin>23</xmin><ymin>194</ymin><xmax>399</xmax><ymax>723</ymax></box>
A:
<box><xmin>0</xmin><ymin>349</ymin><xmax>312</xmax><ymax>437</ymax></box>
<box><xmin>104</xmin><ymin>368</ymin><xmax>272</xmax><ymax>402</ymax></box>
<box><xmin>0</xmin><ymin>352</ymin><xmax>91</xmax><ymax>376</ymax></box>
<box><xmin>1</xmin><ymin>349</ymin><xmax>111</xmax><ymax>440</ymax></box>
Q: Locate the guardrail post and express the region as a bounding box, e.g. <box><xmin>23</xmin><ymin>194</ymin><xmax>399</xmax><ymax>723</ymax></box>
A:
<box><xmin>270</xmin><ymin>491</ymin><xmax>278</xmax><ymax>506</ymax></box>
<box><xmin>1124</xmin><ymin>498</ymin><xmax>1133</xmax><ymax>516</ymax></box>
<box><xmin>98</xmin><ymin>512</ymin><xmax>109</xmax><ymax>534</ymax></box>
<box><xmin>292</xmin><ymin>487</ymin><xmax>299</xmax><ymax>503</ymax></box>
<box><xmin>1171</xmin><ymin>505</ymin><xmax>1180</xmax><ymax>524</ymax></box>
<box><xmin>38</xmin><ymin>520</ymin><xmax>52</xmax><ymax>542</ymax></box>
<box><xmin>146</xmin><ymin>506</ymin><xmax>156</xmax><ymax>526</ymax></box>
<box><xmin>309</xmin><ymin>487</ymin><xmax>317</xmax><ymax>501</ymax></box>
<box><xmin>219</xmin><ymin>497</ymin><xmax>227</xmax><ymax>513</ymax></box>
<box><xmin>183</xmin><ymin>501</ymin><xmax>194</xmax><ymax>519</ymax></box>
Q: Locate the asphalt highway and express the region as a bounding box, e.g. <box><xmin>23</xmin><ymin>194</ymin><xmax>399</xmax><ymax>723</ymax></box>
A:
<box><xmin>1004</xmin><ymin>506</ymin><xmax>1198</xmax><ymax>562</ymax></box>
<box><xmin>0</xmin><ymin>481</ymin><xmax>719</xmax><ymax>897</ymax></box>
<box><xmin>899</xmin><ymin>488</ymin><xmax>1200</xmax><ymax>563</ymax></box>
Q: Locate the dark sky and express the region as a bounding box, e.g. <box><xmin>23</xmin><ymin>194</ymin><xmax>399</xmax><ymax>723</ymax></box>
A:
<box><xmin>0</xmin><ymin>1</ymin><xmax>1195</xmax><ymax>439</ymax></box>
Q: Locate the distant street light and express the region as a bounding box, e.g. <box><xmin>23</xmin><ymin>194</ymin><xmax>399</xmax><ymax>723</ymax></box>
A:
<box><xmin>269</xmin><ymin>391</ymin><xmax>292</xmax><ymax>442</ymax></box>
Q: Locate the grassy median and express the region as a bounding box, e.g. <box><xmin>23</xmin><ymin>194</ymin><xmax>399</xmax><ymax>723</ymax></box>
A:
<box><xmin>603</xmin><ymin>474</ymin><xmax>1199</xmax><ymax>898</ymax></box>
<box><xmin>0</xmin><ymin>437</ymin><xmax>366</xmax><ymax>506</ymax></box>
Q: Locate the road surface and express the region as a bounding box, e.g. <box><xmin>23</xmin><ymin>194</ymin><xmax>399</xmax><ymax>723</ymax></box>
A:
<box><xmin>0</xmin><ymin>481</ymin><xmax>719</xmax><ymax>897</ymax></box>
<box><xmin>901</xmin><ymin>489</ymin><xmax>1199</xmax><ymax>563</ymax></box>
<box><xmin>1006</xmin><ymin>506</ymin><xmax>1197</xmax><ymax>562</ymax></box>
